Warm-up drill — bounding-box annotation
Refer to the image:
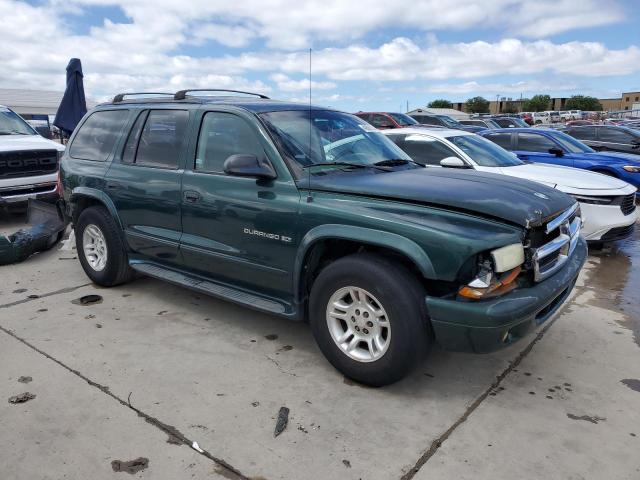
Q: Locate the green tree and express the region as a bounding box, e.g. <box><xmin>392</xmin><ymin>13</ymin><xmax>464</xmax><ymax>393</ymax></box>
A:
<box><xmin>465</xmin><ymin>96</ymin><xmax>490</xmax><ymax>113</ymax></box>
<box><xmin>565</xmin><ymin>95</ymin><xmax>603</xmax><ymax>111</ymax></box>
<box><xmin>428</xmin><ymin>99</ymin><xmax>453</xmax><ymax>108</ymax></box>
<box><xmin>523</xmin><ymin>95</ymin><xmax>551</xmax><ymax>112</ymax></box>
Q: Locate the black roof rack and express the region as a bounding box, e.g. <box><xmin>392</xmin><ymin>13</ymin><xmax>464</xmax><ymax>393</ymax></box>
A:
<box><xmin>113</xmin><ymin>92</ymin><xmax>173</xmax><ymax>103</ymax></box>
<box><xmin>174</xmin><ymin>89</ymin><xmax>270</xmax><ymax>100</ymax></box>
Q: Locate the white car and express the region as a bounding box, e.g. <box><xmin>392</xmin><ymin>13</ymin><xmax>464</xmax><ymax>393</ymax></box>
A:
<box><xmin>1</xmin><ymin>105</ymin><xmax>65</xmax><ymax>206</ymax></box>
<box><xmin>383</xmin><ymin>128</ymin><xmax>638</xmax><ymax>242</ymax></box>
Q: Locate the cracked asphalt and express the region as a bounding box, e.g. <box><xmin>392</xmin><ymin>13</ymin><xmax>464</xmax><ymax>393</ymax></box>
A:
<box><xmin>1</xmin><ymin>218</ymin><xmax>639</xmax><ymax>479</ymax></box>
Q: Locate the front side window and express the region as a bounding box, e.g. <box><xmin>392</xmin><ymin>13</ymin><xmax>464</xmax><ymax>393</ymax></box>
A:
<box><xmin>391</xmin><ymin>135</ymin><xmax>461</xmax><ymax>166</ymax></box>
<box><xmin>516</xmin><ymin>133</ymin><xmax>558</xmax><ymax>152</ymax></box>
<box><xmin>598</xmin><ymin>127</ymin><xmax>633</xmax><ymax>143</ymax></box>
<box><xmin>195</xmin><ymin>112</ymin><xmax>265</xmax><ymax>173</ymax></box>
<box><xmin>447</xmin><ymin>134</ymin><xmax>523</xmax><ymax>167</ymax></box>
<box><xmin>546</xmin><ymin>131</ymin><xmax>595</xmax><ymax>153</ymax></box>
<box><xmin>134</xmin><ymin>110</ymin><xmax>189</xmax><ymax>169</ymax></box>
<box><xmin>70</xmin><ymin>110</ymin><xmax>129</xmax><ymax>161</ymax></box>
<box><xmin>260</xmin><ymin>110</ymin><xmax>411</xmax><ymax>178</ymax></box>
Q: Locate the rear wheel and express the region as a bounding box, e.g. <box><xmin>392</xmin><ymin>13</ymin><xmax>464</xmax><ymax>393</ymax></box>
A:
<box><xmin>75</xmin><ymin>206</ymin><xmax>133</xmax><ymax>286</ymax></box>
<box><xmin>309</xmin><ymin>253</ymin><xmax>430</xmax><ymax>386</ymax></box>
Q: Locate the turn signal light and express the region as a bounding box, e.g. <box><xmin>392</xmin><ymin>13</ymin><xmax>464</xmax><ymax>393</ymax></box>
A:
<box><xmin>459</xmin><ymin>266</ymin><xmax>521</xmax><ymax>300</ymax></box>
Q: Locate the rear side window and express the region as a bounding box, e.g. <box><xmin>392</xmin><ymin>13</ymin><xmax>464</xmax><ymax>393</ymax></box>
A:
<box><xmin>128</xmin><ymin>110</ymin><xmax>189</xmax><ymax>169</ymax></box>
<box><xmin>393</xmin><ymin>136</ymin><xmax>460</xmax><ymax>166</ymax></box>
<box><xmin>484</xmin><ymin>133</ymin><xmax>512</xmax><ymax>149</ymax></box>
<box><xmin>195</xmin><ymin>112</ymin><xmax>265</xmax><ymax>173</ymax></box>
<box><xmin>516</xmin><ymin>133</ymin><xmax>557</xmax><ymax>152</ymax></box>
<box><xmin>369</xmin><ymin>114</ymin><xmax>393</xmax><ymax>128</ymax></box>
<box><xmin>69</xmin><ymin>110</ymin><xmax>128</xmax><ymax>161</ymax></box>
<box><xmin>567</xmin><ymin>126</ymin><xmax>596</xmax><ymax>141</ymax></box>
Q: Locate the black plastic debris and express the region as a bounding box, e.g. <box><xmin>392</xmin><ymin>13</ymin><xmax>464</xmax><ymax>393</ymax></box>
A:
<box><xmin>111</xmin><ymin>457</ymin><xmax>149</xmax><ymax>474</ymax></box>
<box><xmin>71</xmin><ymin>294</ymin><xmax>103</xmax><ymax>306</ymax></box>
<box><xmin>0</xmin><ymin>199</ymin><xmax>67</xmax><ymax>266</ymax></box>
<box><xmin>274</xmin><ymin>406</ymin><xmax>289</xmax><ymax>437</ymax></box>
<box><xmin>8</xmin><ymin>392</ymin><xmax>36</xmax><ymax>404</ymax></box>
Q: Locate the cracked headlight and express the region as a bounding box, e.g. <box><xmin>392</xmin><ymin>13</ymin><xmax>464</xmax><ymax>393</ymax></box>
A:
<box><xmin>458</xmin><ymin>244</ymin><xmax>524</xmax><ymax>300</ymax></box>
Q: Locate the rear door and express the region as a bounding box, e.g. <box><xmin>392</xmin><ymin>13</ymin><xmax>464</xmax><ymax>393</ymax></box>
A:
<box><xmin>514</xmin><ymin>132</ymin><xmax>574</xmax><ymax>167</ymax></box>
<box><xmin>105</xmin><ymin>107</ymin><xmax>190</xmax><ymax>264</ymax></box>
<box><xmin>179</xmin><ymin>108</ymin><xmax>300</xmax><ymax>300</ymax></box>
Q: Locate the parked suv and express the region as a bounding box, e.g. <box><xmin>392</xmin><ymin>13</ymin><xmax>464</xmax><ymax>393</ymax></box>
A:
<box><xmin>1</xmin><ymin>105</ymin><xmax>65</xmax><ymax>207</ymax></box>
<box><xmin>60</xmin><ymin>90</ymin><xmax>587</xmax><ymax>386</ymax></box>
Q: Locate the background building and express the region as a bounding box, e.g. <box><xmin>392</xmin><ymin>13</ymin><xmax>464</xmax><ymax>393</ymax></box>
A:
<box><xmin>0</xmin><ymin>88</ymin><xmax>96</xmax><ymax>123</ymax></box>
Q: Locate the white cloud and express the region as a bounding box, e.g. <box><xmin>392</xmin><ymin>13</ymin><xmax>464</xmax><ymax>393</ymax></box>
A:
<box><xmin>0</xmin><ymin>0</ymin><xmax>637</xmax><ymax>104</ymax></box>
<box><xmin>269</xmin><ymin>73</ymin><xmax>336</xmax><ymax>92</ymax></box>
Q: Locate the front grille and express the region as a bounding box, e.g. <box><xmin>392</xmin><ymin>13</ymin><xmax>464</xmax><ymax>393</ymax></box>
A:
<box><xmin>531</xmin><ymin>204</ymin><xmax>581</xmax><ymax>282</ymax></box>
<box><xmin>0</xmin><ymin>150</ymin><xmax>58</xmax><ymax>179</ymax></box>
<box><xmin>620</xmin><ymin>194</ymin><xmax>636</xmax><ymax>216</ymax></box>
<box><xmin>601</xmin><ymin>224</ymin><xmax>635</xmax><ymax>242</ymax></box>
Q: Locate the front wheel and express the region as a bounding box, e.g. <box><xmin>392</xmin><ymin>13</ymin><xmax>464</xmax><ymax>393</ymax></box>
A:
<box><xmin>309</xmin><ymin>253</ymin><xmax>431</xmax><ymax>386</ymax></box>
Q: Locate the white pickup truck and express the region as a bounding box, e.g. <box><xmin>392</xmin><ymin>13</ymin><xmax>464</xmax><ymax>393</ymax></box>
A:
<box><xmin>1</xmin><ymin>105</ymin><xmax>65</xmax><ymax>208</ymax></box>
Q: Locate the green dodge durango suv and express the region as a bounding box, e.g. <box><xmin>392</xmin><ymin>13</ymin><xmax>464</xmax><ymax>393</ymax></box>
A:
<box><xmin>60</xmin><ymin>90</ymin><xmax>587</xmax><ymax>386</ymax></box>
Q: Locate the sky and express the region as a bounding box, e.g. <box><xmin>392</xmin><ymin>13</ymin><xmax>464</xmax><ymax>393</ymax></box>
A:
<box><xmin>0</xmin><ymin>0</ymin><xmax>639</xmax><ymax>112</ymax></box>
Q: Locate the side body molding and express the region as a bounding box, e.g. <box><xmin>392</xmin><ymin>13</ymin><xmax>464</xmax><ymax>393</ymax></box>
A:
<box><xmin>294</xmin><ymin>224</ymin><xmax>437</xmax><ymax>303</ymax></box>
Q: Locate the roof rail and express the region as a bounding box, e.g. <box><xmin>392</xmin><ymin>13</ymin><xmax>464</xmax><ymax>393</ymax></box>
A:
<box><xmin>112</xmin><ymin>92</ymin><xmax>173</xmax><ymax>103</ymax></box>
<box><xmin>174</xmin><ymin>89</ymin><xmax>270</xmax><ymax>100</ymax></box>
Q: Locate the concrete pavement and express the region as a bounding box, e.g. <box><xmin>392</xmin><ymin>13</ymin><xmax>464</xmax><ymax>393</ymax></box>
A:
<box><xmin>1</xmin><ymin>225</ymin><xmax>638</xmax><ymax>479</ymax></box>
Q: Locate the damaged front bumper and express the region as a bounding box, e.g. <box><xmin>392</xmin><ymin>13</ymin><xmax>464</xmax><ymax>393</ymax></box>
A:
<box><xmin>426</xmin><ymin>237</ymin><xmax>588</xmax><ymax>353</ymax></box>
<box><xmin>0</xmin><ymin>199</ymin><xmax>69</xmax><ymax>266</ymax></box>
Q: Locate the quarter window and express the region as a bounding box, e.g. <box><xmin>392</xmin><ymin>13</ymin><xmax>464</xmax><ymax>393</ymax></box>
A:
<box><xmin>134</xmin><ymin>110</ymin><xmax>189</xmax><ymax>169</ymax></box>
<box><xmin>122</xmin><ymin>111</ymin><xmax>148</xmax><ymax>164</ymax></box>
<box><xmin>516</xmin><ymin>133</ymin><xmax>558</xmax><ymax>152</ymax></box>
<box><xmin>195</xmin><ymin>112</ymin><xmax>265</xmax><ymax>173</ymax></box>
<box><xmin>69</xmin><ymin>110</ymin><xmax>128</xmax><ymax>161</ymax></box>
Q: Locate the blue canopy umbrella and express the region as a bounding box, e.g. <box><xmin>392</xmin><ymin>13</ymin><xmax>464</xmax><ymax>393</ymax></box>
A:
<box><xmin>53</xmin><ymin>58</ymin><xmax>87</xmax><ymax>137</ymax></box>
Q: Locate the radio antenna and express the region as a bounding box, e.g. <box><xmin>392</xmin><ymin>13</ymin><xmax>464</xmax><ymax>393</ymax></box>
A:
<box><xmin>306</xmin><ymin>47</ymin><xmax>313</xmax><ymax>203</ymax></box>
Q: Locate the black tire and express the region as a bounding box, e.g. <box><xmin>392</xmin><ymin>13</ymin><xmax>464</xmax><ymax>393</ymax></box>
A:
<box><xmin>75</xmin><ymin>206</ymin><xmax>133</xmax><ymax>287</ymax></box>
<box><xmin>309</xmin><ymin>253</ymin><xmax>431</xmax><ymax>386</ymax></box>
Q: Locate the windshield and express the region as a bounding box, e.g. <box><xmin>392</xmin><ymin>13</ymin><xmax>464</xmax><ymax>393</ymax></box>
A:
<box><xmin>260</xmin><ymin>110</ymin><xmax>412</xmax><ymax>176</ymax></box>
<box><xmin>0</xmin><ymin>107</ymin><xmax>37</xmax><ymax>135</ymax></box>
<box><xmin>436</xmin><ymin>115</ymin><xmax>461</xmax><ymax>127</ymax></box>
<box><xmin>446</xmin><ymin>134</ymin><xmax>523</xmax><ymax>167</ymax></box>
<box><xmin>546</xmin><ymin>130</ymin><xmax>595</xmax><ymax>153</ymax></box>
<box><xmin>388</xmin><ymin>113</ymin><xmax>418</xmax><ymax>126</ymax></box>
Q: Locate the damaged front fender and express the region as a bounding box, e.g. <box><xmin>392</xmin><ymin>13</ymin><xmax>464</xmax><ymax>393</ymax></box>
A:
<box><xmin>0</xmin><ymin>199</ymin><xmax>69</xmax><ymax>266</ymax></box>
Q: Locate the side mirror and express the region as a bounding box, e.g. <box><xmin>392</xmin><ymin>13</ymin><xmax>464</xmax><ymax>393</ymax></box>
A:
<box><xmin>631</xmin><ymin>140</ymin><xmax>640</xmax><ymax>149</ymax></box>
<box><xmin>223</xmin><ymin>154</ymin><xmax>276</xmax><ymax>179</ymax></box>
<box><xmin>548</xmin><ymin>147</ymin><xmax>564</xmax><ymax>157</ymax></box>
<box><xmin>440</xmin><ymin>157</ymin><xmax>469</xmax><ymax>168</ymax></box>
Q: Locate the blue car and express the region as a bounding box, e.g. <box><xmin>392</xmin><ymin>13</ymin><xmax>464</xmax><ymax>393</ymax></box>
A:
<box><xmin>480</xmin><ymin>128</ymin><xmax>640</xmax><ymax>194</ymax></box>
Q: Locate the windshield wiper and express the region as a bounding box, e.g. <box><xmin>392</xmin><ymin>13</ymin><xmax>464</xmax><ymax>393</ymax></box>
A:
<box><xmin>373</xmin><ymin>158</ymin><xmax>423</xmax><ymax>167</ymax></box>
<box><xmin>302</xmin><ymin>162</ymin><xmax>388</xmax><ymax>172</ymax></box>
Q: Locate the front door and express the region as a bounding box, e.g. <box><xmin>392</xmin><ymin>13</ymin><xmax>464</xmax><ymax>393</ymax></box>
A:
<box><xmin>105</xmin><ymin>108</ymin><xmax>190</xmax><ymax>264</ymax></box>
<box><xmin>180</xmin><ymin>109</ymin><xmax>300</xmax><ymax>300</ymax></box>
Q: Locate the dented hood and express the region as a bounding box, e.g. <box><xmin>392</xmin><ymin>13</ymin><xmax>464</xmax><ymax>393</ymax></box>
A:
<box><xmin>310</xmin><ymin>167</ymin><xmax>576</xmax><ymax>228</ymax></box>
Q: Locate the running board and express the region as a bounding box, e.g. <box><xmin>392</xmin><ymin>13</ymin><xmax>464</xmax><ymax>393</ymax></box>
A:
<box><xmin>130</xmin><ymin>262</ymin><xmax>288</xmax><ymax>314</ymax></box>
